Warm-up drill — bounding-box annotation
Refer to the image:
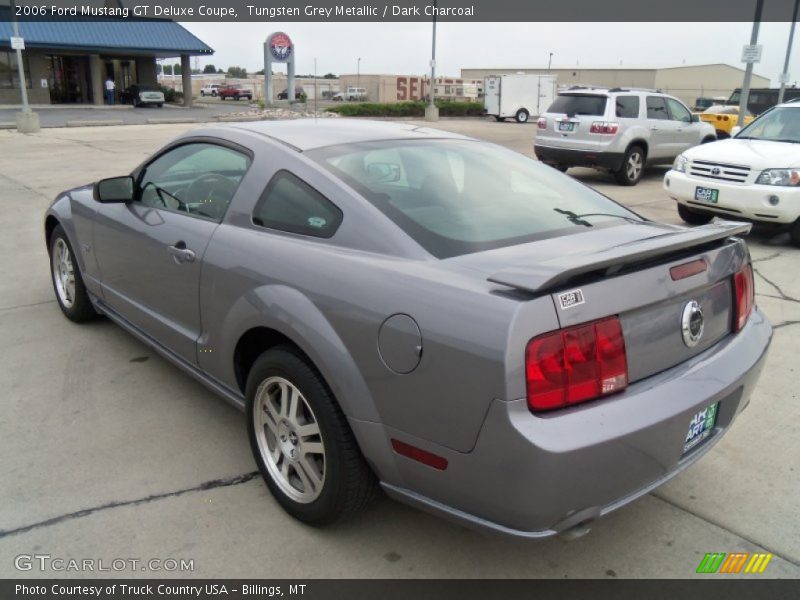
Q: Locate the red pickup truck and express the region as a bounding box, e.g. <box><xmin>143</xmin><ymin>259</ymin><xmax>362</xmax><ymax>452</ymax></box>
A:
<box><xmin>218</xmin><ymin>86</ymin><xmax>253</xmax><ymax>101</ymax></box>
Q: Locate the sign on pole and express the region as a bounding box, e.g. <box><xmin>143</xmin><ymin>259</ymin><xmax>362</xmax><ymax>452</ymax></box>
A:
<box><xmin>741</xmin><ymin>44</ymin><xmax>763</xmax><ymax>63</ymax></box>
<box><xmin>10</xmin><ymin>36</ymin><xmax>25</xmax><ymax>50</ymax></box>
<box><xmin>778</xmin><ymin>72</ymin><xmax>790</xmax><ymax>84</ymax></box>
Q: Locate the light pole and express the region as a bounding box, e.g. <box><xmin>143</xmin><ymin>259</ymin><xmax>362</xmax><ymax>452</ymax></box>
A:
<box><xmin>778</xmin><ymin>0</ymin><xmax>799</xmax><ymax>104</ymax></box>
<box><xmin>9</xmin><ymin>0</ymin><xmax>39</xmax><ymax>132</ymax></box>
<box><xmin>548</xmin><ymin>52</ymin><xmax>553</xmax><ymax>71</ymax></box>
<box><xmin>425</xmin><ymin>0</ymin><xmax>439</xmax><ymax>121</ymax></box>
<box><xmin>737</xmin><ymin>0</ymin><xmax>764</xmax><ymax>127</ymax></box>
<box><xmin>357</xmin><ymin>57</ymin><xmax>361</xmax><ymax>96</ymax></box>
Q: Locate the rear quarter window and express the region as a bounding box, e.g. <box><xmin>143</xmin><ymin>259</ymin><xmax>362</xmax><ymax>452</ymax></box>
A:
<box><xmin>615</xmin><ymin>96</ymin><xmax>640</xmax><ymax>118</ymax></box>
<box><xmin>548</xmin><ymin>94</ymin><xmax>608</xmax><ymax>116</ymax></box>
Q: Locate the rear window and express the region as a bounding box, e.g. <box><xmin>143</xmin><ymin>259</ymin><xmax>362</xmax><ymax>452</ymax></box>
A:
<box><xmin>615</xmin><ymin>95</ymin><xmax>640</xmax><ymax>118</ymax></box>
<box><xmin>308</xmin><ymin>140</ymin><xmax>639</xmax><ymax>258</ymax></box>
<box><xmin>548</xmin><ymin>94</ymin><xmax>608</xmax><ymax>116</ymax></box>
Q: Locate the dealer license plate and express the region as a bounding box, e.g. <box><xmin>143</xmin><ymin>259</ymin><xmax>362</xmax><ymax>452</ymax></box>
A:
<box><xmin>558</xmin><ymin>121</ymin><xmax>575</xmax><ymax>132</ymax></box>
<box><xmin>683</xmin><ymin>403</ymin><xmax>718</xmax><ymax>454</ymax></box>
<box><xmin>694</xmin><ymin>186</ymin><xmax>719</xmax><ymax>203</ymax></box>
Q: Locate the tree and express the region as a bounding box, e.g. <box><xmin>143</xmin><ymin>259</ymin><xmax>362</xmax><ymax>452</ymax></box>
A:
<box><xmin>162</xmin><ymin>65</ymin><xmax>173</xmax><ymax>76</ymax></box>
<box><xmin>172</xmin><ymin>63</ymin><xmax>182</xmax><ymax>75</ymax></box>
<box><xmin>323</xmin><ymin>73</ymin><xmax>337</xmax><ymax>79</ymax></box>
<box><xmin>203</xmin><ymin>64</ymin><xmax>218</xmax><ymax>74</ymax></box>
<box><xmin>155</xmin><ymin>64</ymin><xmax>162</xmax><ymax>75</ymax></box>
<box><xmin>255</xmin><ymin>69</ymin><xmax>265</xmax><ymax>76</ymax></box>
<box><xmin>217</xmin><ymin>68</ymin><xmax>224</xmax><ymax>74</ymax></box>
<box><xmin>227</xmin><ymin>66</ymin><xmax>248</xmax><ymax>79</ymax></box>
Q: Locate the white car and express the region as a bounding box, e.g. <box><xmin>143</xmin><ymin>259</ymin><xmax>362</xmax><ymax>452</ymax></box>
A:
<box><xmin>200</xmin><ymin>84</ymin><xmax>221</xmax><ymax>97</ymax></box>
<box><xmin>665</xmin><ymin>102</ymin><xmax>800</xmax><ymax>246</ymax></box>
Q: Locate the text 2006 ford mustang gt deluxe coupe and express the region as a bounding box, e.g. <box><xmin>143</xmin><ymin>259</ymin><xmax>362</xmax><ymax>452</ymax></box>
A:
<box><xmin>45</xmin><ymin>120</ymin><xmax>771</xmax><ymax>538</ymax></box>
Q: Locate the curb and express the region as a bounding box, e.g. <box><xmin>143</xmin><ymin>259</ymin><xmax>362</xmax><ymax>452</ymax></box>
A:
<box><xmin>146</xmin><ymin>118</ymin><xmax>198</xmax><ymax>124</ymax></box>
<box><xmin>66</xmin><ymin>120</ymin><xmax>125</xmax><ymax>127</ymax></box>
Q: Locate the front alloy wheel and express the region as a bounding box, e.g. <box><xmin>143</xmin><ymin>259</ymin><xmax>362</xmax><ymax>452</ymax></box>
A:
<box><xmin>49</xmin><ymin>225</ymin><xmax>97</xmax><ymax>322</ymax></box>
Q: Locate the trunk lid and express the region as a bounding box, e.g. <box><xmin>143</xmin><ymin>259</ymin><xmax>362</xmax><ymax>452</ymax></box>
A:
<box><xmin>450</xmin><ymin>220</ymin><xmax>751</xmax><ymax>383</ymax></box>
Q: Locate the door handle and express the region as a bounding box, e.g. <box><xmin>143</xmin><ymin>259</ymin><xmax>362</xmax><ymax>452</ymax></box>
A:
<box><xmin>650</xmin><ymin>125</ymin><xmax>658</xmax><ymax>131</ymax></box>
<box><xmin>167</xmin><ymin>242</ymin><xmax>196</xmax><ymax>263</ymax></box>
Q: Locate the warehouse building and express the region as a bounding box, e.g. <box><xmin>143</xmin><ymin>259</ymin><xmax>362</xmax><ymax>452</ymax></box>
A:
<box><xmin>460</xmin><ymin>64</ymin><xmax>770</xmax><ymax>108</ymax></box>
<box><xmin>0</xmin><ymin>8</ymin><xmax>212</xmax><ymax>106</ymax></box>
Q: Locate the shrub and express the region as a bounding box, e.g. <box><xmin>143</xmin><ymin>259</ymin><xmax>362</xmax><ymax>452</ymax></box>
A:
<box><xmin>326</xmin><ymin>100</ymin><xmax>484</xmax><ymax>117</ymax></box>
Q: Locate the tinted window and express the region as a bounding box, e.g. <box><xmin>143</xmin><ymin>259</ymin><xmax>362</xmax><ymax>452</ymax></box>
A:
<box><xmin>309</xmin><ymin>140</ymin><xmax>639</xmax><ymax>258</ymax></box>
<box><xmin>666</xmin><ymin>98</ymin><xmax>692</xmax><ymax>123</ymax></box>
<box><xmin>253</xmin><ymin>171</ymin><xmax>343</xmax><ymax>238</ymax></box>
<box><xmin>548</xmin><ymin>94</ymin><xmax>608</xmax><ymax>116</ymax></box>
<box><xmin>138</xmin><ymin>143</ymin><xmax>251</xmax><ymax>222</ymax></box>
<box><xmin>646</xmin><ymin>96</ymin><xmax>669</xmax><ymax>120</ymax></box>
<box><xmin>615</xmin><ymin>96</ymin><xmax>640</xmax><ymax>118</ymax></box>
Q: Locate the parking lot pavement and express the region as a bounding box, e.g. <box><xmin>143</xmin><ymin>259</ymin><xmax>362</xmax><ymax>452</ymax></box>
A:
<box><xmin>0</xmin><ymin>121</ymin><xmax>798</xmax><ymax>578</ymax></box>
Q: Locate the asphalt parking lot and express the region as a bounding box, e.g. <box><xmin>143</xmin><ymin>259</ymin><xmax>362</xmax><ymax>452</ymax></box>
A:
<box><xmin>0</xmin><ymin>119</ymin><xmax>798</xmax><ymax>579</ymax></box>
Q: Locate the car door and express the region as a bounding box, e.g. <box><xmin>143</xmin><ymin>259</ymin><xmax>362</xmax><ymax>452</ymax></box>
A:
<box><xmin>93</xmin><ymin>141</ymin><xmax>252</xmax><ymax>364</ymax></box>
<box><xmin>665</xmin><ymin>97</ymin><xmax>699</xmax><ymax>155</ymax></box>
<box><xmin>645</xmin><ymin>96</ymin><xmax>677</xmax><ymax>160</ymax></box>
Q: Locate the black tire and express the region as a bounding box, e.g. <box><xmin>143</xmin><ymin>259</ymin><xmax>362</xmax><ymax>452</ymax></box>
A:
<box><xmin>200</xmin><ymin>91</ymin><xmax>205</xmax><ymax>97</ymax></box>
<box><xmin>494</xmin><ymin>116</ymin><xmax>505</xmax><ymax>122</ymax></box>
<box><xmin>212</xmin><ymin>91</ymin><xmax>217</xmax><ymax>97</ymax></box>
<box><xmin>234</xmin><ymin>95</ymin><xmax>240</xmax><ymax>101</ymax></box>
<box><xmin>246</xmin><ymin>346</ymin><xmax>377</xmax><ymax>525</ymax></box>
<box><xmin>678</xmin><ymin>203</ymin><xmax>714</xmax><ymax>225</ymax></box>
<box><xmin>515</xmin><ymin>109</ymin><xmax>530</xmax><ymax>123</ymax></box>
<box><xmin>553</xmin><ymin>164</ymin><xmax>569</xmax><ymax>172</ymax></box>
<box><xmin>789</xmin><ymin>220</ymin><xmax>800</xmax><ymax>248</ymax></box>
<box><xmin>715</xmin><ymin>130</ymin><xmax>730</xmax><ymax>140</ymax></box>
<box><xmin>156</xmin><ymin>103</ymin><xmax>163</xmax><ymax>108</ymax></box>
<box><xmin>48</xmin><ymin>225</ymin><xmax>97</xmax><ymax>323</ymax></box>
<box><xmin>614</xmin><ymin>145</ymin><xmax>646</xmax><ymax>186</ymax></box>
<box><xmin>701</xmin><ymin>136</ymin><xmax>716</xmax><ymax>144</ymax></box>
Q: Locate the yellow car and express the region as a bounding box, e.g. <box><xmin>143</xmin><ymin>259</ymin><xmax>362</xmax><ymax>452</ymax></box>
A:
<box><xmin>696</xmin><ymin>105</ymin><xmax>755</xmax><ymax>138</ymax></box>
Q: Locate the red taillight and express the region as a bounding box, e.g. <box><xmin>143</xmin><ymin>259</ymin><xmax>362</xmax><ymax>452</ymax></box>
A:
<box><xmin>537</xmin><ymin>117</ymin><xmax>547</xmax><ymax>129</ymax></box>
<box><xmin>589</xmin><ymin>121</ymin><xmax>619</xmax><ymax>134</ymax></box>
<box><xmin>526</xmin><ymin>316</ymin><xmax>628</xmax><ymax>412</ymax></box>
<box><xmin>733</xmin><ymin>264</ymin><xmax>755</xmax><ymax>332</ymax></box>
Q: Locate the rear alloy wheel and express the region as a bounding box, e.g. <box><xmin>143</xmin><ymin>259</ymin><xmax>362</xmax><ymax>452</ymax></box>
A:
<box><xmin>614</xmin><ymin>145</ymin><xmax>645</xmax><ymax>186</ymax></box>
<box><xmin>678</xmin><ymin>203</ymin><xmax>714</xmax><ymax>225</ymax></box>
<box><xmin>246</xmin><ymin>347</ymin><xmax>376</xmax><ymax>524</ymax></box>
<box><xmin>49</xmin><ymin>225</ymin><xmax>97</xmax><ymax>322</ymax></box>
<box><xmin>515</xmin><ymin>109</ymin><xmax>530</xmax><ymax>123</ymax></box>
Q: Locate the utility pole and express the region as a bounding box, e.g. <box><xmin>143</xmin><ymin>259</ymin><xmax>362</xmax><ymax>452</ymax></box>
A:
<box><xmin>737</xmin><ymin>0</ymin><xmax>764</xmax><ymax>127</ymax></box>
<box><xmin>548</xmin><ymin>52</ymin><xmax>553</xmax><ymax>71</ymax></box>
<box><xmin>357</xmin><ymin>57</ymin><xmax>361</xmax><ymax>95</ymax></box>
<box><xmin>9</xmin><ymin>0</ymin><xmax>39</xmax><ymax>132</ymax></box>
<box><xmin>425</xmin><ymin>0</ymin><xmax>439</xmax><ymax>121</ymax></box>
<box><xmin>778</xmin><ymin>0</ymin><xmax>799</xmax><ymax>104</ymax></box>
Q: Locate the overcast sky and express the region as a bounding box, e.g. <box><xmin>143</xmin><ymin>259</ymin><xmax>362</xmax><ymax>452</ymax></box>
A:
<box><xmin>179</xmin><ymin>21</ymin><xmax>799</xmax><ymax>86</ymax></box>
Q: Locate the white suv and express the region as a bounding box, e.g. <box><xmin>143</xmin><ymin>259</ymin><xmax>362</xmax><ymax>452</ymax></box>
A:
<box><xmin>665</xmin><ymin>102</ymin><xmax>800</xmax><ymax>246</ymax></box>
<box><xmin>535</xmin><ymin>87</ymin><xmax>716</xmax><ymax>185</ymax></box>
<box><xmin>200</xmin><ymin>84</ymin><xmax>221</xmax><ymax>97</ymax></box>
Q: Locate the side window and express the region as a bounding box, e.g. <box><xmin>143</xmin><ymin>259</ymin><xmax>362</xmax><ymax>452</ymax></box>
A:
<box><xmin>253</xmin><ymin>171</ymin><xmax>343</xmax><ymax>238</ymax></box>
<box><xmin>138</xmin><ymin>143</ymin><xmax>250</xmax><ymax>222</ymax></box>
<box><xmin>646</xmin><ymin>96</ymin><xmax>669</xmax><ymax>120</ymax></box>
<box><xmin>666</xmin><ymin>98</ymin><xmax>692</xmax><ymax>123</ymax></box>
<box><xmin>615</xmin><ymin>95</ymin><xmax>640</xmax><ymax>119</ymax></box>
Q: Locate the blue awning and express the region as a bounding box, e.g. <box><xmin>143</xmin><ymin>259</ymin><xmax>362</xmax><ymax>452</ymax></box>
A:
<box><xmin>0</xmin><ymin>18</ymin><xmax>213</xmax><ymax>56</ymax></box>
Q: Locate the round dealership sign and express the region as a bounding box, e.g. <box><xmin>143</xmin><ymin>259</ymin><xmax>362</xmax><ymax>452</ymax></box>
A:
<box><xmin>269</xmin><ymin>32</ymin><xmax>293</xmax><ymax>62</ymax></box>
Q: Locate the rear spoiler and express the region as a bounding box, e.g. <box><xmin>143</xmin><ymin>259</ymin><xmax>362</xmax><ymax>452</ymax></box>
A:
<box><xmin>487</xmin><ymin>220</ymin><xmax>751</xmax><ymax>294</ymax></box>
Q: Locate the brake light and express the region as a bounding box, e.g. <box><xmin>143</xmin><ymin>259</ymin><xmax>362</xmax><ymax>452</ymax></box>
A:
<box><xmin>733</xmin><ymin>264</ymin><xmax>755</xmax><ymax>332</ymax></box>
<box><xmin>590</xmin><ymin>121</ymin><xmax>619</xmax><ymax>134</ymax></box>
<box><xmin>537</xmin><ymin>117</ymin><xmax>547</xmax><ymax>129</ymax></box>
<box><xmin>526</xmin><ymin>316</ymin><xmax>628</xmax><ymax>412</ymax></box>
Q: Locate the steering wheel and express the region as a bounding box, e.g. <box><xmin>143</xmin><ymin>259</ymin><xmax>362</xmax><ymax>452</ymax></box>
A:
<box><xmin>186</xmin><ymin>173</ymin><xmax>238</xmax><ymax>208</ymax></box>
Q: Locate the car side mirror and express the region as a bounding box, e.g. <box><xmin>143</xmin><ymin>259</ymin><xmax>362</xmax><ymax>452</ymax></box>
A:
<box><xmin>690</xmin><ymin>114</ymin><xmax>700</xmax><ymax>123</ymax></box>
<box><xmin>94</xmin><ymin>176</ymin><xmax>134</xmax><ymax>203</ymax></box>
<box><xmin>730</xmin><ymin>126</ymin><xmax>742</xmax><ymax>137</ymax></box>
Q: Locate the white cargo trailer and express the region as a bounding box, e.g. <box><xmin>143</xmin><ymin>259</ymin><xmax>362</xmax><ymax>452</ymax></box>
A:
<box><xmin>484</xmin><ymin>74</ymin><xmax>558</xmax><ymax>123</ymax></box>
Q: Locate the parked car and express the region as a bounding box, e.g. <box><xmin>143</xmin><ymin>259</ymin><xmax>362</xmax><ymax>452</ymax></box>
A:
<box><xmin>665</xmin><ymin>102</ymin><xmax>800</xmax><ymax>246</ymax></box>
<box><xmin>277</xmin><ymin>86</ymin><xmax>305</xmax><ymax>100</ymax></box>
<box><xmin>45</xmin><ymin>120</ymin><xmax>770</xmax><ymax>537</ymax></box>
<box><xmin>332</xmin><ymin>87</ymin><xmax>367</xmax><ymax>101</ymax></box>
<box><xmin>120</xmin><ymin>84</ymin><xmax>164</xmax><ymax>108</ymax></box>
<box><xmin>535</xmin><ymin>87</ymin><xmax>716</xmax><ymax>185</ymax></box>
<box><xmin>697</xmin><ymin>105</ymin><xmax>755</xmax><ymax>139</ymax></box>
<box><xmin>218</xmin><ymin>86</ymin><xmax>252</xmax><ymax>101</ymax></box>
<box><xmin>726</xmin><ymin>87</ymin><xmax>800</xmax><ymax>116</ymax></box>
<box><xmin>200</xmin><ymin>84</ymin><xmax>222</xmax><ymax>97</ymax></box>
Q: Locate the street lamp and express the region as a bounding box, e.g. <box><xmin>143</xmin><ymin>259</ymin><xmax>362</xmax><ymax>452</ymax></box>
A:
<box><xmin>548</xmin><ymin>52</ymin><xmax>553</xmax><ymax>71</ymax></box>
<box><xmin>425</xmin><ymin>0</ymin><xmax>439</xmax><ymax>121</ymax></box>
<box><xmin>357</xmin><ymin>57</ymin><xmax>361</xmax><ymax>92</ymax></box>
<box><xmin>9</xmin><ymin>0</ymin><xmax>39</xmax><ymax>132</ymax></box>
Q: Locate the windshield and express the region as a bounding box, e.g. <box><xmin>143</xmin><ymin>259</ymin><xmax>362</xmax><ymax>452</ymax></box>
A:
<box><xmin>548</xmin><ymin>94</ymin><xmax>608</xmax><ymax>116</ymax></box>
<box><xmin>308</xmin><ymin>139</ymin><xmax>640</xmax><ymax>258</ymax></box>
<box><xmin>737</xmin><ymin>106</ymin><xmax>800</xmax><ymax>143</ymax></box>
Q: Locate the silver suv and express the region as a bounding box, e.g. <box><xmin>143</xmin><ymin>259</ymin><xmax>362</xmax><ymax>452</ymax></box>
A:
<box><xmin>535</xmin><ymin>87</ymin><xmax>716</xmax><ymax>185</ymax></box>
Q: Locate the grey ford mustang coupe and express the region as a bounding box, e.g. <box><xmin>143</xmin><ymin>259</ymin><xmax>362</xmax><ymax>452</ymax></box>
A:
<box><xmin>45</xmin><ymin>120</ymin><xmax>771</xmax><ymax>538</ymax></box>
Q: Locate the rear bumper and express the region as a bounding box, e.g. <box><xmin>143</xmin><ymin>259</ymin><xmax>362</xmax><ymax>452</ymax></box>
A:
<box><xmin>367</xmin><ymin>308</ymin><xmax>772</xmax><ymax>538</ymax></box>
<box><xmin>665</xmin><ymin>170</ymin><xmax>800</xmax><ymax>225</ymax></box>
<box><xmin>534</xmin><ymin>144</ymin><xmax>625</xmax><ymax>171</ymax></box>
